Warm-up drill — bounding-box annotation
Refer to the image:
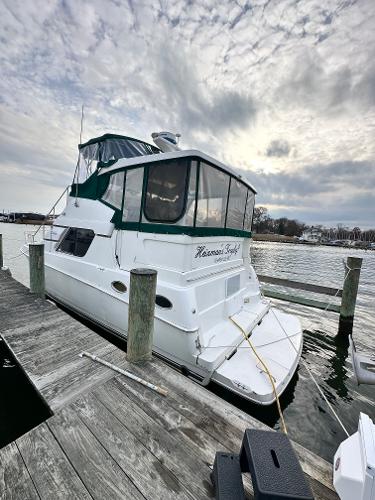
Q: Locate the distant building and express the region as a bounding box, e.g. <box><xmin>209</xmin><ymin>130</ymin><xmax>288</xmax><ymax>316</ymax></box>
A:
<box><xmin>300</xmin><ymin>227</ymin><xmax>322</xmax><ymax>243</ymax></box>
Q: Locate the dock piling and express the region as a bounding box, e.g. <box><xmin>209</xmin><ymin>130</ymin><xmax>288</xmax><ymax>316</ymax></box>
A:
<box><xmin>127</xmin><ymin>268</ymin><xmax>157</xmax><ymax>363</ymax></box>
<box><xmin>338</xmin><ymin>256</ymin><xmax>362</xmax><ymax>336</ymax></box>
<box><xmin>29</xmin><ymin>243</ymin><xmax>45</xmax><ymax>298</ymax></box>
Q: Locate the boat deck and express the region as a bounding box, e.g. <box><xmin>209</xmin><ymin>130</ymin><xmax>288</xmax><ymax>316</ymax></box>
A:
<box><xmin>0</xmin><ymin>271</ymin><xmax>338</xmax><ymax>499</ymax></box>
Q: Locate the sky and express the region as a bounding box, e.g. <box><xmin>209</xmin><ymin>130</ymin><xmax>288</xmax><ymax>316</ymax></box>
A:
<box><xmin>1</xmin><ymin>0</ymin><xmax>374</xmax><ymax>228</ymax></box>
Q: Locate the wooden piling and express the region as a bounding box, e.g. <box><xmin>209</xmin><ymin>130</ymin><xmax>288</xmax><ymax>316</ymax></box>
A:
<box><xmin>127</xmin><ymin>268</ymin><xmax>157</xmax><ymax>363</ymax></box>
<box><xmin>29</xmin><ymin>243</ymin><xmax>45</xmax><ymax>298</ymax></box>
<box><xmin>0</xmin><ymin>233</ymin><xmax>3</xmax><ymax>269</ymax></box>
<box><xmin>338</xmin><ymin>256</ymin><xmax>362</xmax><ymax>335</ymax></box>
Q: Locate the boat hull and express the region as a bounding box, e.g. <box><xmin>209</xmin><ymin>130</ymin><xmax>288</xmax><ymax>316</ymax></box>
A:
<box><xmin>45</xmin><ymin>261</ymin><xmax>303</xmax><ymax>406</ymax></box>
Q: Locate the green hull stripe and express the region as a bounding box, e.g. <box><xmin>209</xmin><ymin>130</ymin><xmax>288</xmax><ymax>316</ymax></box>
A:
<box><xmin>120</xmin><ymin>222</ymin><xmax>251</xmax><ymax>238</ymax></box>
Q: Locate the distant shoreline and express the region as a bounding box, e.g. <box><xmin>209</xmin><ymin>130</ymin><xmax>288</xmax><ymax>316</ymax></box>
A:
<box><xmin>252</xmin><ymin>233</ymin><xmax>374</xmax><ymax>250</ymax></box>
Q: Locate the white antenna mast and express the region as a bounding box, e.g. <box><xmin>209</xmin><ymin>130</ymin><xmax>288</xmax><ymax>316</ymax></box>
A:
<box><xmin>79</xmin><ymin>104</ymin><xmax>84</xmax><ymax>145</ymax></box>
<box><xmin>74</xmin><ymin>104</ymin><xmax>85</xmax><ymax>207</ymax></box>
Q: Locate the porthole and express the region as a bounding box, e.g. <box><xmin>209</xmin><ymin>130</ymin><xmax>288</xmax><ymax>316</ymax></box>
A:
<box><xmin>155</xmin><ymin>295</ymin><xmax>172</xmax><ymax>309</ymax></box>
<box><xmin>111</xmin><ymin>281</ymin><xmax>127</xmax><ymax>293</ymax></box>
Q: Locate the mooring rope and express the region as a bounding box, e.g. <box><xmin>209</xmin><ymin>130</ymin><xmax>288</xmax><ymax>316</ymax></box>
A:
<box><xmin>229</xmin><ymin>315</ymin><xmax>288</xmax><ymax>434</ymax></box>
<box><xmin>270</xmin><ymin>308</ymin><xmax>350</xmax><ymax>437</ymax></box>
<box><xmin>4</xmin><ymin>252</ymin><xmax>24</xmax><ymax>261</ymax></box>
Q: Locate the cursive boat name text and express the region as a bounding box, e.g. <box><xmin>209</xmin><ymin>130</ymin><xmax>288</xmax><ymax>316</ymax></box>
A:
<box><xmin>194</xmin><ymin>243</ymin><xmax>241</xmax><ymax>261</ymax></box>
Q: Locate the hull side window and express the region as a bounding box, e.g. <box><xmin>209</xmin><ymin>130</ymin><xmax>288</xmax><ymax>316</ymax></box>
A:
<box><xmin>102</xmin><ymin>172</ymin><xmax>125</xmax><ymax>209</ymax></box>
<box><xmin>57</xmin><ymin>228</ymin><xmax>95</xmax><ymax>257</ymax></box>
<box><xmin>122</xmin><ymin>168</ymin><xmax>144</xmax><ymax>223</ymax></box>
<box><xmin>144</xmin><ymin>160</ymin><xmax>189</xmax><ymax>223</ymax></box>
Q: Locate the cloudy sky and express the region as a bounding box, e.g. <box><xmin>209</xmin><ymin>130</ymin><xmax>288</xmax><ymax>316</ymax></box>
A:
<box><xmin>1</xmin><ymin>0</ymin><xmax>374</xmax><ymax>227</ymax></box>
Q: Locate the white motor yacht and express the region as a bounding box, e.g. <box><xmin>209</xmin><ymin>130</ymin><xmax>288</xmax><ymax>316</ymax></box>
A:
<box><xmin>38</xmin><ymin>131</ymin><xmax>303</xmax><ymax>405</ymax></box>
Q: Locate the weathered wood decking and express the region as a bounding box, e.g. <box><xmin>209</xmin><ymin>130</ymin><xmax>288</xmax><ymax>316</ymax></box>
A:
<box><xmin>0</xmin><ymin>271</ymin><xmax>338</xmax><ymax>499</ymax></box>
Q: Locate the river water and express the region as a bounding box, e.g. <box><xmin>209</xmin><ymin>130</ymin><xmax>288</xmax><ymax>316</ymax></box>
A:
<box><xmin>1</xmin><ymin>222</ymin><xmax>374</xmax><ymax>462</ymax></box>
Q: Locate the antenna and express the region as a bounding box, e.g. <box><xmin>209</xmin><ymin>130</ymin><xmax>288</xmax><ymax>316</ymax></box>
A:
<box><xmin>74</xmin><ymin>104</ymin><xmax>85</xmax><ymax>207</ymax></box>
<box><xmin>79</xmin><ymin>104</ymin><xmax>84</xmax><ymax>145</ymax></box>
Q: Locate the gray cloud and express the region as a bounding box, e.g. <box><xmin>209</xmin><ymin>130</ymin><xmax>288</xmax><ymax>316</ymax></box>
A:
<box><xmin>239</xmin><ymin>160</ymin><xmax>375</xmax><ymax>226</ymax></box>
<box><xmin>157</xmin><ymin>47</ymin><xmax>257</xmax><ymax>136</ymax></box>
<box><xmin>266</xmin><ymin>139</ymin><xmax>291</xmax><ymax>157</ymax></box>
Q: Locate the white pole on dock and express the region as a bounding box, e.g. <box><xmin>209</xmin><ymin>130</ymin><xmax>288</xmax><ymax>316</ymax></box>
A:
<box><xmin>29</xmin><ymin>243</ymin><xmax>45</xmax><ymax>298</ymax></box>
<box><xmin>79</xmin><ymin>351</ymin><xmax>168</xmax><ymax>396</ymax></box>
<box><xmin>127</xmin><ymin>268</ymin><xmax>157</xmax><ymax>363</ymax></box>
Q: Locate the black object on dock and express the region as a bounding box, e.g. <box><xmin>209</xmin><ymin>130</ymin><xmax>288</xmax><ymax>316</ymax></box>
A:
<box><xmin>212</xmin><ymin>429</ymin><xmax>314</xmax><ymax>499</ymax></box>
<box><xmin>211</xmin><ymin>452</ymin><xmax>245</xmax><ymax>500</ymax></box>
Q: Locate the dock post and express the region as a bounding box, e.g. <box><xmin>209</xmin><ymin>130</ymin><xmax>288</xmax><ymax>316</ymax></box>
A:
<box><xmin>29</xmin><ymin>243</ymin><xmax>45</xmax><ymax>298</ymax></box>
<box><xmin>0</xmin><ymin>234</ymin><xmax>3</xmax><ymax>269</ymax></box>
<box><xmin>127</xmin><ymin>268</ymin><xmax>157</xmax><ymax>363</ymax></box>
<box><xmin>338</xmin><ymin>256</ymin><xmax>362</xmax><ymax>336</ymax></box>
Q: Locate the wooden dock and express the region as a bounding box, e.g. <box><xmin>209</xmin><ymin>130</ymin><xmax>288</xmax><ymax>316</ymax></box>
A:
<box><xmin>0</xmin><ymin>271</ymin><xmax>338</xmax><ymax>499</ymax></box>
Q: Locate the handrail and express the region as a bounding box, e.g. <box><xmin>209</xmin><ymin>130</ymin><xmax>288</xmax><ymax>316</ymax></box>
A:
<box><xmin>32</xmin><ymin>186</ymin><xmax>70</xmax><ymax>240</ymax></box>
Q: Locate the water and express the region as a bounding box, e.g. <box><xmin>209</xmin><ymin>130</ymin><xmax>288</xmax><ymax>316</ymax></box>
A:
<box><xmin>1</xmin><ymin>223</ymin><xmax>374</xmax><ymax>461</ymax></box>
<box><xmin>249</xmin><ymin>241</ymin><xmax>375</xmax><ymax>461</ymax></box>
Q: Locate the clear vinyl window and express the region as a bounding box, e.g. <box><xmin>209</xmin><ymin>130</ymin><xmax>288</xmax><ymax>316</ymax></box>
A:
<box><xmin>196</xmin><ymin>163</ymin><xmax>230</xmax><ymax>228</ymax></box>
<box><xmin>102</xmin><ymin>171</ymin><xmax>125</xmax><ymax>209</ymax></box>
<box><xmin>226</xmin><ymin>179</ymin><xmax>248</xmax><ymax>230</ymax></box>
<box><xmin>244</xmin><ymin>190</ymin><xmax>255</xmax><ymax>231</ymax></box>
<box><xmin>122</xmin><ymin>168</ymin><xmax>144</xmax><ymax>223</ymax></box>
<box><xmin>144</xmin><ymin>160</ymin><xmax>189</xmax><ymax>222</ymax></box>
<box><xmin>57</xmin><ymin>227</ymin><xmax>95</xmax><ymax>257</ymax></box>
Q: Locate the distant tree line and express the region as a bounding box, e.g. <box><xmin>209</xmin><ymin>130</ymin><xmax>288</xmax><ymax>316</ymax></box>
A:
<box><xmin>252</xmin><ymin>207</ymin><xmax>306</xmax><ymax>236</ymax></box>
<box><xmin>252</xmin><ymin>206</ymin><xmax>375</xmax><ymax>242</ymax></box>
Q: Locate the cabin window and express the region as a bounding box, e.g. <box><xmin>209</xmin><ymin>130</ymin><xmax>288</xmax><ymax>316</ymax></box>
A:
<box><xmin>102</xmin><ymin>172</ymin><xmax>125</xmax><ymax>209</ymax></box>
<box><xmin>226</xmin><ymin>179</ymin><xmax>248</xmax><ymax>230</ymax></box>
<box><xmin>144</xmin><ymin>160</ymin><xmax>189</xmax><ymax>222</ymax></box>
<box><xmin>243</xmin><ymin>190</ymin><xmax>255</xmax><ymax>231</ymax></box>
<box><xmin>196</xmin><ymin>163</ymin><xmax>230</xmax><ymax>228</ymax></box>
<box><xmin>122</xmin><ymin>167</ymin><xmax>144</xmax><ymax>223</ymax></box>
<box><xmin>57</xmin><ymin>228</ymin><xmax>95</xmax><ymax>257</ymax></box>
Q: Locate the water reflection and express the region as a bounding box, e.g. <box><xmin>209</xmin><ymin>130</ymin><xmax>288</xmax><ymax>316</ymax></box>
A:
<box><xmin>326</xmin><ymin>334</ymin><xmax>351</xmax><ymax>401</ymax></box>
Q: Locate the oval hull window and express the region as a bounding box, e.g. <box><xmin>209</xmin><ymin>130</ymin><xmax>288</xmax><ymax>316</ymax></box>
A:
<box><xmin>155</xmin><ymin>295</ymin><xmax>172</xmax><ymax>309</ymax></box>
<box><xmin>111</xmin><ymin>281</ymin><xmax>127</xmax><ymax>293</ymax></box>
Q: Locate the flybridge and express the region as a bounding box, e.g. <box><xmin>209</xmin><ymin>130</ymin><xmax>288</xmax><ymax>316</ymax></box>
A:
<box><xmin>76</xmin><ymin>133</ymin><xmax>160</xmax><ymax>175</ymax></box>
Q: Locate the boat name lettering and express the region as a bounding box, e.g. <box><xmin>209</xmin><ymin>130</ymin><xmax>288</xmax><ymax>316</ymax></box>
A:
<box><xmin>194</xmin><ymin>243</ymin><xmax>241</xmax><ymax>260</ymax></box>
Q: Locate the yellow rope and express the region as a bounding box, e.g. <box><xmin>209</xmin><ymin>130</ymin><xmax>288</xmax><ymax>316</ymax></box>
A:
<box><xmin>229</xmin><ymin>316</ymin><xmax>288</xmax><ymax>434</ymax></box>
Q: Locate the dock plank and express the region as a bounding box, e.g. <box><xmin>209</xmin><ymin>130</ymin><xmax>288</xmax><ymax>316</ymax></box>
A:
<box><xmin>16</xmin><ymin>422</ymin><xmax>92</xmax><ymax>500</ymax></box>
<box><xmin>47</xmin><ymin>406</ymin><xmax>146</xmax><ymax>500</ymax></box>
<box><xmin>258</xmin><ymin>275</ymin><xmax>342</xmax><ymax>297</ymax></box>
<box><xmin>73</xmin><ymin>392</ymin><xmax>197</xmax><ymax>500</ymax></box>
<box><xmin>120</xmin><ymin>359</ymin><xmax>338</xmax><ymax>499</ymax></box>
<box><xmin>261</xmin><ymin>287</ymin><xmax>341</xmax><ymax>313</ymax></box>
<box><xmin>92</xmin><ymin>381</ymin><xmax>215</xmax><ymax>499</ymax></box>
<box><xmin>0</xmin><ymin>442</ymin><xmax>39</xmax><ymax>500</ymax></box>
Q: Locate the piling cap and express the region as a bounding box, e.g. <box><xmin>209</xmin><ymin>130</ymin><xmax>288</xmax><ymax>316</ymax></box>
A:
<box><xmin>130</xmin><ymin>268</ymin><xmax>157</xmax><ymax>276</ymax></box>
